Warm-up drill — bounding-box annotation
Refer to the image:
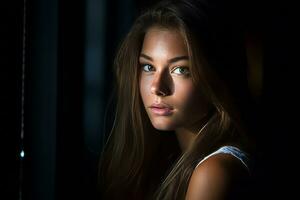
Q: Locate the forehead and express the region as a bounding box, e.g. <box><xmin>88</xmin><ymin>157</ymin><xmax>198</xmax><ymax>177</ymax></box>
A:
<box><xmin>141</xmin><ymin>27</ymin><xmax>188</xmax><ymax>56</ymax></box>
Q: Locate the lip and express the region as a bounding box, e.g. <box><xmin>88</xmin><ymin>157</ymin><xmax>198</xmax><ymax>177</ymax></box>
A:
<box><xmin>149</xmin><ymin>103</ymin><xmax>173</xmax><ymax>116</ymax></box>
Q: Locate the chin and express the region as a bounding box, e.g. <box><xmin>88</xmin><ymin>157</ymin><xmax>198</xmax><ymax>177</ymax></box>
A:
<box><xmin>150</xmin><ymin>119</ymin><xmax>177</xmax><ymax>131</ymax></box>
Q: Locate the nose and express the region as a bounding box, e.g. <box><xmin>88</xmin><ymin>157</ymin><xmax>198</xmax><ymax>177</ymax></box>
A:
<box><xmin>150</xmin><ymin>71</ymin><xmax>170</xmax><ymax>96</ymax></box>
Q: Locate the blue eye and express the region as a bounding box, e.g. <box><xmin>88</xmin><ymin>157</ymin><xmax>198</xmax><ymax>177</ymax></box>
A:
<box><xmin>172</xmin><ymin>67</ymin><xmax>190</xmax><ymax>75</ymax></box>
<box><xmin>141</xmin><ymin>64</ymin><xmax>154</xmax><ymax>72</ymax></box>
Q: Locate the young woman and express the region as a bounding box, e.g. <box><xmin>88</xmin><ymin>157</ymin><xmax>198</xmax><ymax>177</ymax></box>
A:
<box><xmin>99</xmin><ymin>0</ymin><xmax>256</xmax><ymax>199</ymax></box>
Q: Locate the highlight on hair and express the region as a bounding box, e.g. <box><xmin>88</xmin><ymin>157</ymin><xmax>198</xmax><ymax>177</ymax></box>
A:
<box><xmin>98</xmin><ymin>0</ymin><xmax>252</xmax><ymax>199</ymax></box>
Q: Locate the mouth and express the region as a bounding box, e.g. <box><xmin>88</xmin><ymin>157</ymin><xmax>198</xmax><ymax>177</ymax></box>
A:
<box><xmin>149</xmin><ymin>103</ymin><xmax>173</xmax><ymax>116</ymax></box>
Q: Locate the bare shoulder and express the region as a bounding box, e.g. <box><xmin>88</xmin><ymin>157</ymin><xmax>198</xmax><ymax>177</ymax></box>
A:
<box><xmin>185</xmin><ymin>153</ymin><xmax>250</xmax><ymax>200</ymax></box>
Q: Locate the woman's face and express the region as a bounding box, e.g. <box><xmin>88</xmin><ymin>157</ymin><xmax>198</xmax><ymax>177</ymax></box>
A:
<box><xmin>139</xmin><ymin>27</ymin><xmax>210</xmax><ymax>131</ymax></box>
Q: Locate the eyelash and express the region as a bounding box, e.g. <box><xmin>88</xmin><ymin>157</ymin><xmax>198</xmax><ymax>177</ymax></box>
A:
<box><xmin>141</xmin><ymin>64</ymin><xmax>154</xmax><ymax>72</ymax></box>
<box><xmin>171</xmin><ymin>66</ymin><xmax>190</xmax><ymax>75</ymax></box>
<box><xmin>140</xmin><ymin>64</ymin><xmax>190</xmax><ymax>76</ymax></box>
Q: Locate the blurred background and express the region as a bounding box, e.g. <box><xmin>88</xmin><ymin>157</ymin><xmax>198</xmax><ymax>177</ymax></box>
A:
<box><xmin>1</xmin><ymin>0</ymin><xmax>296</xmax><ymax>199</ymax></box>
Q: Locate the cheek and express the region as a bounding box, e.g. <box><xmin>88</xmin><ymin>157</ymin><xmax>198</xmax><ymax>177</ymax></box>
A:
<box><xmin>174</xmin><ymin>80</ymin><xmax>210</xmax><ymax>117</ymax></box>
<box><xmin>139</xmin><ymin>75</ymin><xmax>151</xmax><ymax>104</ymax></box>
<box><xmin>174</xmin><ymin>81</ymin><xmax>198</xmax><ymax>107</ymax></box>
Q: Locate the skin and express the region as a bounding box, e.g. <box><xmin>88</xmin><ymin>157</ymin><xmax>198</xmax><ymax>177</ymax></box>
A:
<box><xmin>139</xmin><ymin>27</ymin><xmax>211</xmax><ymax>151</ymax></box>
<box><xmin>139</xmin><ymin>26</ymin><xmax>250</xmax><ymax>199</ymax></box>
<box><xmin>185</xmin><ymin>153</ymin><xmax>249</xmax><ymax>200</ymax></box>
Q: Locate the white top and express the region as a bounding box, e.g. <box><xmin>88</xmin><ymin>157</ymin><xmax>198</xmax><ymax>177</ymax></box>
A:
<box><xmin>195</xmin><ymin>145</ymin><xmax>250</xmax><ymax>171</ymax></box>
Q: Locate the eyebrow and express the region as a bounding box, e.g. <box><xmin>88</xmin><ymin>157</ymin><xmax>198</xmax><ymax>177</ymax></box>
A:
<box><xmin>140</xmin><ymin>53</ymin><xmax>189</xmax><ymax>64</ymax></box>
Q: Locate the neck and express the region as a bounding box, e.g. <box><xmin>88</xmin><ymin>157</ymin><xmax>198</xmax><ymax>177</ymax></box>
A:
<box><xmin>175</xmin><ymin>128</ymin><xmax>198</xmax><ymax>152</ymax></box>
<box><xmin>175</xmin><ymin>117</ymin><xmax>209</xmax><ymax>152</ymax></box>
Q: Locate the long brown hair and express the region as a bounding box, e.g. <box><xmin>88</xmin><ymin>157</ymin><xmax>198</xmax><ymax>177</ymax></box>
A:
<box><xmin>99</xmin><ymin>0</ymin><xmax>253</xmax><ymax>199</ymax></box>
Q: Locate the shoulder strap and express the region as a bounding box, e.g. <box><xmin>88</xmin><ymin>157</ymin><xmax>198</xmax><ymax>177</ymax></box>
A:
<box><xmin>195</xmin><ymin>146</ymin><xmax>250</xmax><ymax>171</ymax></box>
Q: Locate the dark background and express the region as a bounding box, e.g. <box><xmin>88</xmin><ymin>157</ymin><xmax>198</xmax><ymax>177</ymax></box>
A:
<box><xmin>1</xmin><ymin>0</ymin><xmax>296</xmax><ymax>199</ymax></box>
